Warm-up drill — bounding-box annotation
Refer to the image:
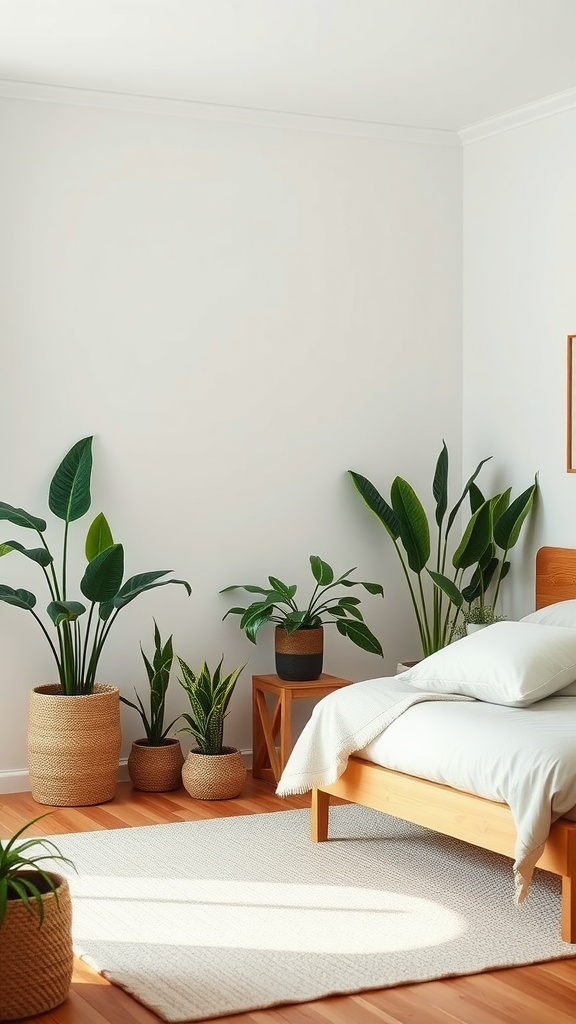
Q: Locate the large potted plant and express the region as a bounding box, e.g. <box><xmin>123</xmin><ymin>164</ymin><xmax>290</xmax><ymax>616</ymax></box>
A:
<box><xmin>348</xmin><ymin>441</ymin><xmax>537</xmax><ymax>659</ymax></box>
<box><xmin>221</xmin><ymin>555</ymin><xmax>384</xmax><ymax>680</ymax></box>
<box><xmin>121</xmin><ymin>621</ymin><xmax>184</xmax><ymax>792</ymax></box>
<box><xmin>0</xmin><ymin>436</ymin><xmax>191</xmax><ymax>806</ymax></box>
<box><xmin>0</xmin><ymin>814</ymin><xmax>75</xmax><ymax>1020</ymax></box>
<box><xmin>177</xmin><ymin>657</ymin><xmax>246</xmax><ymax>800</ymax></box>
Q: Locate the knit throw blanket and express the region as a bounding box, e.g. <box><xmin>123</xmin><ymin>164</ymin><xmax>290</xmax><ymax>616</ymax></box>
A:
<box><xmin>276</xmin><ymin>676</ymin><xmax>473</xmax><ymax>796</ymax></box>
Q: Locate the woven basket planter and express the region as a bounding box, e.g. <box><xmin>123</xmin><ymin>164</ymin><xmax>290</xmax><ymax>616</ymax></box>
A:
<box><xmin>275</xmin><ymin>625</ymin><xmax>324</xmax><ymax>681</ymax></box>
<box><xmin>0</xmin><ymin>871</ymin><xmax>73</xmax><ymax>1020</ymax></box>
<box><xmin>128</xmin><ymin>738</ymin><xmax>184</xmax><ymax>792</ymax></box>
<box><xmin>28</xmin><ymin>683</ymin><xmax>121</xmax><ymax>806</ymax></box>
<box><xmin>182</xmin><ymin>746</ymin><xmax>247</xmax><ymax>800</ymax></box>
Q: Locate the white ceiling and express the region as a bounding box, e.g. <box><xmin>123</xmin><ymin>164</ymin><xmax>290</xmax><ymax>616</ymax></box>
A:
<box><xmin>1</xmin><ymin>0</ymin><xmax>576</xmax><ymax>132</ymax></box>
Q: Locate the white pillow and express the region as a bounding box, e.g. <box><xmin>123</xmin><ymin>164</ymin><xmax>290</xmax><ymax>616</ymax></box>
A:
<box><xmin>396</xmin><ymin>620</ymin><xmax>576</xmax><ymax>707</ymax></box>
<box><xmin>520</xmin><ymin>600</ymin><xmax>576</xmax><ymax>629</ymax></box>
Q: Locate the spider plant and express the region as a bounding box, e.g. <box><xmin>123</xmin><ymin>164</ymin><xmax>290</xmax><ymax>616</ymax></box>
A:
<box><xmin>0</xmin><ymin>815</ymin><xmax>74</xmax><ymax>927</ymax></box>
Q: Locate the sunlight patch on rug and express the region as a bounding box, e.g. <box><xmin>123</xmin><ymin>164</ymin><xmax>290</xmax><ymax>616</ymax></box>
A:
<box><xmin>44</xmin><ymin>804</ymin><xmax>576</xmax><ymax>1022</ymax></box>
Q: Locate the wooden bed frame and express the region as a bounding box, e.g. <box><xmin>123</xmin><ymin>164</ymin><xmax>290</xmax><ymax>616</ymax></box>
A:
<box><xmin>311</xmin><ymin>546</ymin><xmax>576</xmax><ymax>942</ymax></box>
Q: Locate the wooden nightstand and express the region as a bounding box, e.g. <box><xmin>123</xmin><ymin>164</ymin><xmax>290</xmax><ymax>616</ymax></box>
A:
<box><xmin>252</xmin><ymin>673</ymin><xmax>352</xmax><ymax>785</ymax></box>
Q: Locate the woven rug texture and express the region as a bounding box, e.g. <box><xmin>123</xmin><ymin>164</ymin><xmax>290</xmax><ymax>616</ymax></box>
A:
<box><xmin>46</xmin><ymin>804</ymin><xmax>576</xmax><ymax>1022</ymax></box>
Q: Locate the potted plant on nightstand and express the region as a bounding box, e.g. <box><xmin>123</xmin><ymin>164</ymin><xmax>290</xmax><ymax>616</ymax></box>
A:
<box><xmin>121</xmin><ymin>621</ymin><xmax>184</xmax><ymax>792</ymax></box>
<box><xmin>0</xmin><ymin>435</ymin><xmax>191</xmax><ymax>806</ymax></box>
<box><xmin>177</xmin><ymin>657</ymin><xmax>247</xmax><ymax>800</ymax></box>
<box><xmin>0</xmin><ymin>814</ymin><xmax>75</xmax><ymax>1020</ymax></box>
<box><xmin>220</xmin><ymin>555</ymin><xmax>384</xmax><ymax>680</ymax></box>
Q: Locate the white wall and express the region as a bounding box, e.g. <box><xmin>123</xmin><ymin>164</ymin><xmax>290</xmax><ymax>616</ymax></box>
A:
<box><xmin>463</xmin><ymin>108</ymin><xmax>576</xmax><ymax>617</ymax></box>
<box><xmin>0</xmin><ymin>96</ymin><xmax>462</xmax><ymax>784</ymax></box>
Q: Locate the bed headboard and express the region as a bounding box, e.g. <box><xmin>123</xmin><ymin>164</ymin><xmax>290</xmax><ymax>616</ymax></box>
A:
<box><xmin>535</xmin><ymin>547</ymin><xmax>576</xmax><ymax>608</ymax></box>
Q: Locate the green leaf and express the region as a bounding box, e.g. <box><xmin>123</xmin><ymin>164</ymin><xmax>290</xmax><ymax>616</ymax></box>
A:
<box><xmin>80</xmin><ymin>544</ymin><xmax>125</xmax><ymax>603</ymax></box>
<box><xmin>468</xmin><ymin>482</ymin><xmax>486</xmax><ymax>515</ymax></box>
<box><xmin>348</xmin><ymin>471</ymin><xmax>401</xmax><ymax>540</ymax></box>
<box><xmin>427</xmin><ymin>570</ymin><xmax>463</xmax><ymax>607</ymax></box>
<box><xmin>310</xmin><ymin>556</ymin><xmax>334</xmax><ymax>586</ymax></box>
<box><xmin>491</xmin><ymin>488</ymin><xmax>511</xmax><ymax>526</ymax></box>
<box><xmin>390</xmin><ymin>477</ymin><xmax>430</xmax><ymax>573</ymax></box>
<box><xmin>283</xmin><ymin>610</ymin><xmax>309</xmax><ymax>633</ymax></box>
<box><xmin>0</xmin><ymin>502</ymin><xmax>47</xmax><ymax>532</ymax></box>
<box><xmin>47</xmin><ymin>600</ymin><xmax>86</xmax><ymax>626</ymax></box>
<box><xmin>85</xmin><ymin>513</ymin><xmax>114</xmax><ymax>562</ymax></box>
<box><xmin>219</xmin><ymin>584</ymin><xmax>270</xmax><ymax>595</ymax></box>
<box><xmin>446</xmin><ymin>456</ymin><xmax>492</xmax><ymax>536</ymax></box>
<box><xmin>336</xmin><ymin>619</ymin><xmax>383</xmax><ymax>656</ymax></box>
<box><xmin>452</xmin><ymin>501</ymin><xmax>492</xmax><ymax>570</ymax></box>
<box><xmin>267</xmin><ymin>577</ymin><xmax>297</xmax><ymax>602</ymax></box>
<box><xmin>0</xmin><ymin>540</ymin><xmax>53</xmax><ymax>567</ymax></box>
<box><xmin>0</xmin><ymin>585</ymin><xmax>36</xmax><ymax>610</ymax></box>
<box><xmin>48</xmin><ymin>436</ymin><xmax>93</xmax><ymax>523</ymax></box>
<box><xmin>433</xmin><ymin>442</ymin><xmax>449</xmax><ymax>528</ymax></box>
<box><xmin>340</xmin><ymin>579</ymin><xmax>384</xmax><ymax>597</ymax></box>
<box><xmin>493</xmin><ymin>481</ymin><xmax>538</xmax><ymax>551</ymax></box>
<box><xmin>112</xmin><ymin>571</ymin><xmax>191</xmax><ymax>610</ymax></box>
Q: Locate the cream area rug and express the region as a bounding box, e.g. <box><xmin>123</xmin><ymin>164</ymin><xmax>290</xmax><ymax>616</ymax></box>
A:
<box><xmin>46</xmin><ymin>805</ymin><xmax>576</xmax><ymax>1022</ymax></box>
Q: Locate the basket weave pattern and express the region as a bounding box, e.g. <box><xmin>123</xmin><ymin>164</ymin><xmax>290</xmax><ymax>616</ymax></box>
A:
<box><xmin>274</xmin><ymin>626</ymin><xmax>324</xmax><ymax>655</ymax></box>
<box><xmin>0</xmin><ymin>873</ymin><xmax>73</xmax><ymax>1020</ymax></box>
<box><xmin>182</xmin><ymin>747</ymin><xmax>247</xmax><ymax>800</ymax></box>
<box><xmin>128</xmin><ymin>738</ymin><xmax>184</xmax><ymax>792</ymax></box>
<box><xmin>28</xmin><ymin>683</ymin><xmax>121</xmax><ymax>806</ymax></box>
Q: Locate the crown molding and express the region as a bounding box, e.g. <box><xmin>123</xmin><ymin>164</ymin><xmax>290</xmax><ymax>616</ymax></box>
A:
<box><xmin>0</xmin><ymin>78</ymin><xmax>460</xmax><ymax>146</ymax></box>
<box><xmin>459</xmin><ymin>85</ymin><xmax>576</xmax><ymax>145</ymax></box>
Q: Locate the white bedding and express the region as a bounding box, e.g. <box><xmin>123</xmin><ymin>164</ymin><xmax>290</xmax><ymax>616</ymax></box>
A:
<box><xmin>277</xmin><ymin>678</ymin><xmax>576</xmax><ymax>901</ymax></box>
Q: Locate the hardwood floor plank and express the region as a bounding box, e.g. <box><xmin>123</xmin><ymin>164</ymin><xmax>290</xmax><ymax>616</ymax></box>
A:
<box><xmin>2</xmin><ymin>778</ymin><xmax>576</xmax><ymax>1024</ymax></box>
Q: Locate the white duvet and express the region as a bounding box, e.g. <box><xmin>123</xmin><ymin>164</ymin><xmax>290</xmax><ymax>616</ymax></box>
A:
<box><xmin>276</xmin><ymin>677</ymin><xmax>576</xmax><ymax>902</ymax></box>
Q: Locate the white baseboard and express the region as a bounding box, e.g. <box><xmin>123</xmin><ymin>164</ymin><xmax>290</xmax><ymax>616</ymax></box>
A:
<box><xmin>0</xmin><ymin>749</ymin><xmax>253</xmax><ymax>795</ymax></box>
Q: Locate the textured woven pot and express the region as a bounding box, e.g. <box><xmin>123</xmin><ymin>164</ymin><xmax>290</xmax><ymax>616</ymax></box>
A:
<box><xmin>28</xmin><ymin>683</ymin><xmax>121</xmax><ymax>806</ymax></box>
<box><xmin>182</xmin><ymin>746</ymin><xmax>247</xmax><ymax>800</ymax></box>
<box><xmin>0</xmin><ymin>872</ymin><xmax>73</xmax><ymax>1020</ymax></box>
<box><xmin>275</xmin><ymin>625</ymin><xmax>324</xmax><ymax>681</ymax></box>
<box><xmin>128</xmin><ymin>738</ymin><xmax>184</xmax><ymax>792</ymax></box>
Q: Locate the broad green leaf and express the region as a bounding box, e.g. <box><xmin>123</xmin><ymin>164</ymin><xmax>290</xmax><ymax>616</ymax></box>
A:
<box><xmin>49</xmin><ymin>436</ymin><xmax>93</xmax><ymax>523</ymax></box>
<box><xmin>433</xmin><ymin>442</ymin><xmax>449</xmax><ymax>528</ymax></box>
<box><xmin>222</xmin><ymin>605</ymin><xmax>247</xmax><ymax>620</ymax></box>
<box><xmin>491</xmin><ymin>488</ymin><xmax>511</xmax><ymax>526</ymax></box>
<box><xmin>283</xmin><ymin>610</ymin><xmax>309</xmax><ymax>633</ymax></box>
<box><xmin>0</xmin><ymin>540</ymin><xmax>52</xmax><ymax>567</ymax></box>
<box><xmin>0</xmin><ymin>502</ymin><xmax>46</xmax><ymax>533</ymax></box>
<box><xmin>0</xmin><ymin>586</ymin><xmax>36</xmax><ymax>610</ymax></box>
<box><xmin>468</xmin><ymin>482</ymin><xmax>485</xmax><ymax>515</ymax></box>
<box><xmin>80</xmin><ymin>544</ymin><xmax>125</xmax><ymax>603</ymax></box>
<box><xmin>267</xmin><ymin>577</ymin><xmax>296</xmax><ymax>601</ymax></box>
<box><xmin>328</xmin><ymin>601</ymin><xmax>363</xmax><ymax>620</ymax></box>
<box><xmin>348</xmin><ymin>471</ymin><xmax>401</xmax><ymax>540</ymax></box>
<box><xmin>219</xmin><ymin>584</ymin><xmax>269</xmax><ymax>595</ymax></box>
<box><xmin>452</xmin><ymin>501</ymin><xmax>492</xmax><ymax>570</ymax></box>
<box><xmin>390</xmin><ymin>477</ymin><xmax>430</xmax><ymax>573</ymax></box>
<box><xmin>428</xmin><ymin>570</ymin><xmax>463</xmax><ymax>607</ymax></box>
<box><xmin>336</xmin><ymin>618</ymin><xmax>383</xmax><ymax>655</ymax></box>
<box><xmin>493</xmin><ymin>481</ymin><xmax>537</xmax><ymax>551</ymax></box>
<box><xmin>112</xmin><ymin>571</ymin><xmax>191</xmax><ymax>610</ymax></box>
<box><xmin>310</xmin><ymin>556</ymin><xmax>334</xmax><ymax>586</ymax></box>
<box><xmin>446</xmin><ymin>456</ymin><xmax>492</xmax><ymax>536</ymax></box>
<box><xmin>340</xmin><ymin>579</ymin><xmax>384</xmax><ymax>596</ymax></box>
<box><xmin>47</xmin><ymin>600</ymin><xmax>86</xmax><ymax>626</ymax></box>
<box><xmin>85</xmin><ymin>513</ymin><xmax>114</xmax><ymax>562</ymax></box>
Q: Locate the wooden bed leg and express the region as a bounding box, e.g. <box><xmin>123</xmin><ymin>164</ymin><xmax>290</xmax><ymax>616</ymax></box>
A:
<box><xmin>561</xmin><ymin>828</ymin><xmax>576</xmax><ymax>943</ymax></box>
<box><xmin>311</xmin><ymin>788</ymin><xmax>330</xmax><ymax>842</ymax></box>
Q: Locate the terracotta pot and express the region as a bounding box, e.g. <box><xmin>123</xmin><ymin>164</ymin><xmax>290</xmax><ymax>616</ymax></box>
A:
<box><xmin>0</xmin><ymin>872</ymin><xmax>73</xmax><ymax>1020</ymax></box>
<box><xmin>275</xmin><ymin>625</ymin><xmax>324</xmax><ymax>681</ymax></box>
<box><xmin>128</xmin><ymin>738</ymin><xmax>184</xmax><ymax>792</ymax></box>
<box><xmin>182</xmin><ymin>746</ymin><xmax>247</xmax><ymax>800</ymax></box>
<box><xmin>27</xmin><ymin>684</ymin><xmax>121</xmax><ymax>806</ymax></box>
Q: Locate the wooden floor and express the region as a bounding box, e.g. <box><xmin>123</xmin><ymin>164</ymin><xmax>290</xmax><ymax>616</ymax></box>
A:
<box><xmin>2</xmin><ymin>776</ymin><xmax>576</xmax><ymax>1024</ymax></box>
